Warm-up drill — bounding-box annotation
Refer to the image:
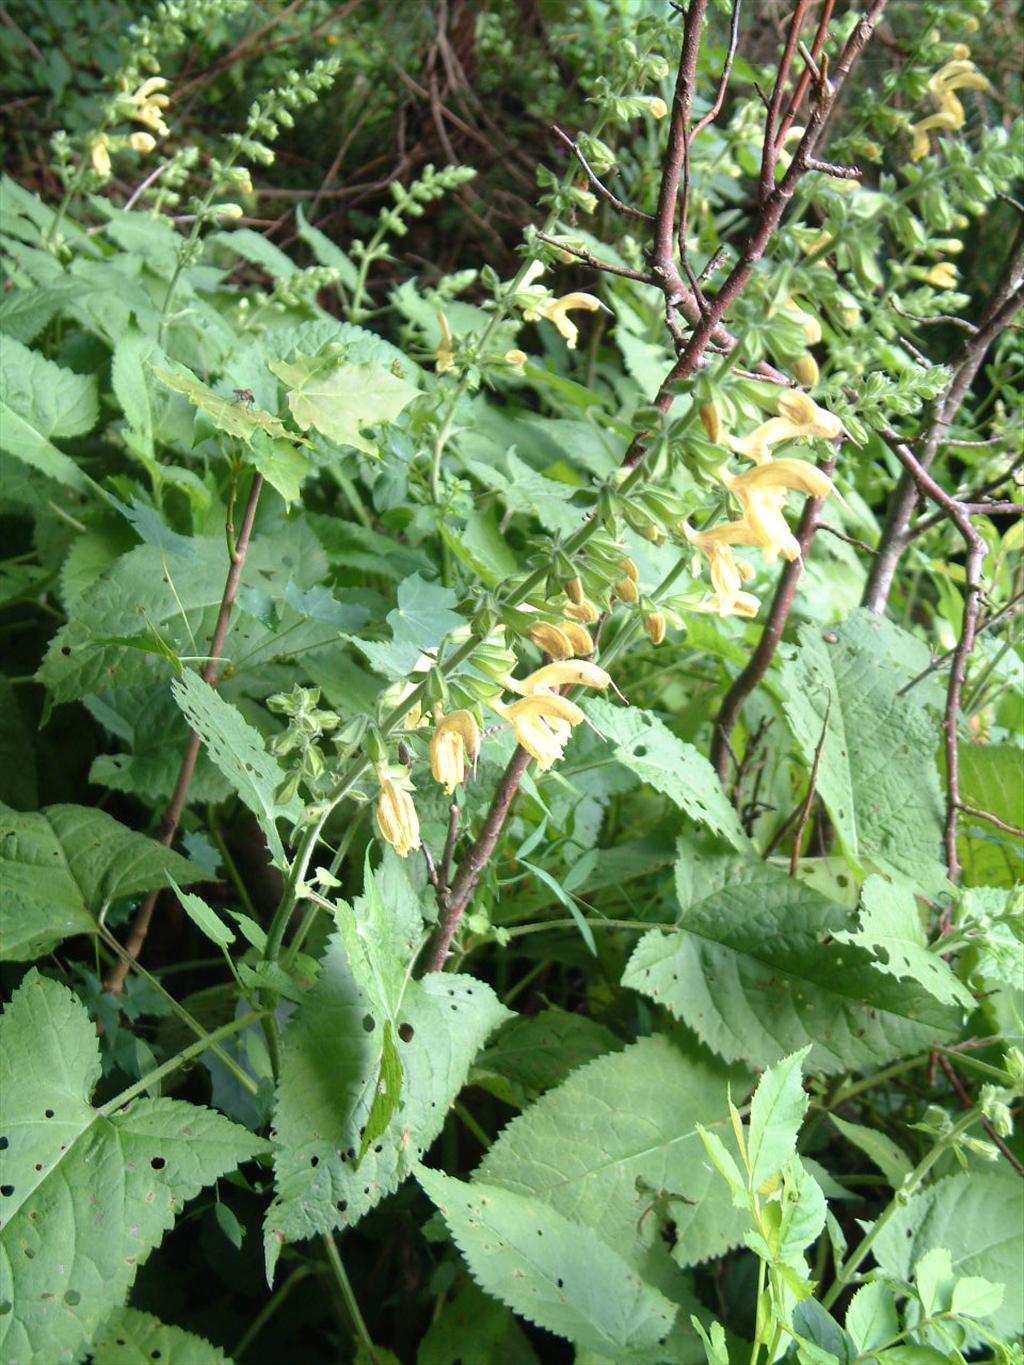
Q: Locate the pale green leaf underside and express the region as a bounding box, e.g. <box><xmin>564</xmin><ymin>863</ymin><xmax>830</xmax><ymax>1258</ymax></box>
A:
<box><xmin>588</xmin><ymin>700</ymin><xmax>748</xmax><ymax>851</ymax></box>
<box><xmin>91</xmin><ymin>1308</ymin><xmax>233</xmax><ymax>1365</ymax></box>
<box><xmin>622</xmin><ymin>860</ymin><xmax>960</xmax><ymax>1072</ymax></box>
<box><xmin>779</xmin><ymin>613</ymin><xmax>947</xmax><ymax>895</ymax></box>
<box><xmin>872</xmin><ymin>1170</ymin><xmax>1023</xmax><ymax>1340</ymax></box>
<box><xmin>0</xmin><ymin>972</ymin><xmax>264</xmax><ymax>1365</ymax></box>
<box><xmin>476</xmin><ymin>1033</ymin><xmax>751</xmax><ymax>1273</ymax></box>
<box><xmin>0</xmin><ymin>802</ymin><xmax>201</xmax><ymax>961</ymax></box>
<box><xmin>416</xmin><ymin>1165</ymin><xmax>678</xmax><ymax>1361</ymax></box>
<box><xmin>269</xmin><ymin>355</ymin><xmax>418</xmax><ymax>455</ymax></box>
<box><xmin>265</xmin><ymin>936</ymin><xmax>509</xmax><ymax>1277</ymax></box>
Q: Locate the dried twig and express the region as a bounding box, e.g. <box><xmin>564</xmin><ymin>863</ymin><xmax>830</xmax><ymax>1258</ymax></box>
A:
<box><xmin>551</xmin><ymin>125</ymin><xmax>653</xmax><ymax>221</ymax></box>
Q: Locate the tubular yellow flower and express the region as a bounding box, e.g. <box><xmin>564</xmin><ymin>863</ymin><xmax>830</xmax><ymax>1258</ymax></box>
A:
<box><xmin>128</xmin><ymin>131</ymin><xmax>157</xmax><ymax>154</ymax></box>
<box><xmin>614</xmin><ymin>576</ymin><xmax>639</xmax><ymax>605</ymax></box>
<box><xmin>649</xmin><ymin>97</ymin><xmax>669</xmax><ymax>119</ymax></box>
<box><xmin>925</xmin><ymin>262</ymin><xmax>959</xmax><ymax>289</ymax></box>
<box><xmin>645</xmin><ymin>611</ymin><xmax>666</xmax><ymax>645</ymax></box>
<box><xmin>793</xmin><ymin>354</ymin><xmax>819</xmax><ymax>388</ymax></box>
<box><xmin>784</xmin><ymin>299</ymin><xmax>823</xmax><ymax>345</ymax></box>
<box><xmin>430</xmin><ymin>710</ymin><xmax>480</xmax><ymax>795</ymax></box>
<box><xmin>529</xmin><ymin>622</ymin><xmax>575</xmax><ymax>659</ymax></box>
<box><xmin>435</xmin><ymin>312</ymin><xmax>455</xmax><ymax>373</ymax></box>
<box><xmin>504</xmin><ymin>349</ymin><xmax>528</xmax><ymax>367</ymax></box>
<box><xmin>683</xmin><ymin>522</ymin><xmax>762</xmax><ymax>617</ymax></box>
<box><xmin>731</xmin><ymin>391</ymin><xmax>843</xmax><ymax>464</ymax></box>
<box><xmin>564</xmin><ymin>597</ymin><xmax>600</xmax><ymax>624</ymax></box>
<box><xmin>909</xmin><ymin>58</ymin><xmax>989</xmax><ymax>160</ymax></box>
<box><xmin>729</xmin><ymin>457</ymin><xmax>835</xmax><ymax>500</ymax></box>
<box><xmin>559</xmin><ymin>621</ymin><xmax>594</xmax><ymax>656</ymax></box>
<box><xmin>619</xmin><ymin>558</ymin><xmax>639</xmax><ymax>583</ymax></box>
<box><xmin>720</xmin><ymin>459</ymin><xmax>834</xmax><ymax>563</ymax></box>
<box><xmin>494</xmin><ymin>694</ymin><xmax>586</xmax><ymax>770</ymax></box>
<box><xmin>375</xmin><ymin>765</ymin><xmax>420</xmax><ymax>857</ymax></box>
<box><xmin>518</xmin><ymin>660</ymin><xmax>611</xmax><ymax>694</ymax></box>
<box><xmin>524</xmin><ymin>291</ymin><xmax>603</xmax><ymax>349</ymax></box>
<box><xmin>130</xmin><ymin>75</ymin><xmax>171</xmax><ymax>137</ymax></box>
<box><xmin>699</xmin><ymin>401</ymin><xmax>723</xmax><ymax>444</ymax></box>
<box><xmin>90</xmin><ymin>135</ymin><xmax>112</xmax><ymax>178</ymax></box>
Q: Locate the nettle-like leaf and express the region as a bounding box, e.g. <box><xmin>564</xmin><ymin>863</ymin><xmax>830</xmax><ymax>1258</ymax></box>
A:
<box><xmin>415</xmin><ymin>1279</ymin><xmax>540</xmax><ymax>1365</ymax></box>
<box><xmin>587</xmin><ymin>700</ymin><xmax>748</xmax><ymax>851</ymax></box>
<box><xmin>872</xmin><ymin>1170</ymin><xmax>1023</xmax><ymax>1342</ymax></box>
<box><xmin>778</xmin><ymin>612</ymin><xmax>947</xmax><ymax>895</ymax></box>
<box><xmin>835</xmin><ymin>875</ymin><xmax>974</xmax><ymax>1009</ymax></box>
<box><xmin>470</xmin><ymin>1007</ymin><xmax>624</xmax><ymax>1109</ymax></box>
<box><xmin>830</xmin><ymin>1114</ymin><xmax>913</xmax><ymax>1190</ymax></box>
<box><xmin>265</xmin><ymin>934</ymin><xmax>509</xmax><ymax>1281</ymax></box>
<box><xmin>0</xmin><ymin>334</ymin><xmax>96</xmax><ymax>489</ymax></box>
<box><xmin>90</xmin><ymin>1308</ymin><xmax>233</xmax><ymax>1365</ymax></box>
<box><xmin>171</xmin><ymin>670</ymin><xmax>300</xmax><ymax>867</ymax></box>
<box><xmin>475</xmin><ymin>1033</ymin><xmax>751</xmax><ymax>1273</ymax></box>
<box><xmin>416</xmin><ymin>1165</ymin><xmax>678</xmax><ymax>1362</ymax></box>
<box><xmin>0</xmin><ymin>972</ymin><xmax>264</xmax><ymax>1364</ymax></box>
<box><xmin>357</xmin><ymin>573</ymin><xmax>466</xmax><ymax>679</ymax></box>
<box><xmin>269</xmin><ymin>353</ymin><xmax>418</xmax><ymax>455</ymax></box>
<box><xmin>622</xmin><ymin>859</ymin><xmax>960</xmax><ymax>1072</ymax></box>
<box><xmin>0</xmin><ymin>802</ymin><xmax>201</xmax><ymax>961</ymax></box>
<box><xmin>153</xmin><ymin>362</ymin><xmax>296</xmax><ymax>445</ymax></box>
<box><xmin>746</xmin><ymin>1047</ymin><xmax>811</xmax><ymax>1191</ymax></box>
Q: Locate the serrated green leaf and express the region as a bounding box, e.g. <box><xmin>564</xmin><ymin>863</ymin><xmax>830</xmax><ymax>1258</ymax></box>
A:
<box><xmin>587</xmin><ymin>700</ymin><xmax>748</xmax><ymax>851</ymax></box>
<box><xmin>0</xmin><ymin>972</ymin><xmax>264</xmax><ymax>1364</ymax></box>
<box><xmin>872</xmin><ymin>1170</ymin><xmax>1023</xmax><ymax>1340</ymax></box>
<box><xmin>476</xmin><ymin>1033</ymin><xmax>751</xmax><ymax>1272</ymax></box>
<box><xmin>415</xmin><ymin>1279</ymin><xmax>540</xmax><ymax>1365</ymax></box>
<box><xmin>269</xmin><ymin>354</ymin><xmax>418</xmax><ymax>455</ymax></box>
<box><xmin>171</xmin><ymin>670</ymin><xmax>299</xmax><ymax>866</ymax></box>
<box><xmin>747</xmin><ymin>1047</ymin><xmax>811</xmax><ymax>1190</ymax></box>
<box><xmin>264</xmin><ymin>935</ymin><xmax>509</xmax><ymax>1279</ymax></box>
<box><xmin>0</xmin><ymin>802</ymin><xmax>202</xmax><ymax>961</ymax></box>
<box><xmin>153</xmin><ymin>362</ymin><xmax>298</xmax><ymax>445</ymax></box>
<box><xmin>830</xmin><ymin>1115</ymin><xmax>913</xmax><ymax>1189</ymax></box>
<box><xmin>622</xmin><ymin>860</ymin><xmax>960</xmax><ymax>1072</ymax></box>
<box><xmin>471</xmin><ymin>1008</ymin><xmax>623</xmax><ymax>1108</ymax></box>
<box><xmin>387</xmin><ymin>573</ymin><xmax>464</xmax><ymax>652</ymax></box>
<box><xmin>91</xmin><ymin>1308</ymin><xmax>234</xmax><ymax>1364</ymax></box>
<box><xmin>844</xmin><ymin>1281</ymin><xmax>900</xmax><ymax>1354</ymax></box>
<box><xmin>111</xmin><ymin>328</ymin><xmax>161</xmax><ymax>465</ymax></box>
<box><xmin>778</xmin><ymin>613</ymin><xmax>947</xmax><ymax>895</ymax></box>
<box><xmin>416</xmin><ymin>1165</ymin><xmax>678</xmax><ymax>1360</ymax></box>
<box><xmin>835</xmin><ymin>876</ymin><xmax>974</xmax><ymax>1009</ymax></box>
<box><xmin>169</xmin><ymin>877</ymin><xmax>234</xmax><ymax>948</ymax></box>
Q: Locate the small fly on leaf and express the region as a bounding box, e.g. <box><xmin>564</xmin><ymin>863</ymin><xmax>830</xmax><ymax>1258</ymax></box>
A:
<box><xmin>233</xmin><ymin>388</ymin><xmax>255</xmax><ymax>406</ymax></box>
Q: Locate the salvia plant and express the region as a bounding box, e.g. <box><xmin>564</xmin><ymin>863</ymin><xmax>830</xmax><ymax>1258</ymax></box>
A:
<box><xmin>0</xmin><ymin>0</ymin><xmax>1021</xmax><ymax>1362</ymax></box>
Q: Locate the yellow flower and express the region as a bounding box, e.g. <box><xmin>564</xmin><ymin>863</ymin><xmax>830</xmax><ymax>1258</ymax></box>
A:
<box><xmin>720</xmin><ymin>459</ymin><xmax>834</xmax><ymax>563</ymax></box>
<box><xmin>793</xmin><ymin>354</ymin><xmax>819</xmax><ymax>388</ymax></box>
<box><xmin>699</xmin><ymin>401</ymin><xmax>723</xmax><ymax>444</ymax></box>
<box><xmin>130</xmin><ymin>75</ymin><xmax>171</xmax><ymax>137</ymax></box>
<box><xmin>784</xmin><ymin>298</ymin><xmax>823</xmax><ymax>344</ymax></box>
<box><xmin>683</xmin><ymin>522</ymin><xmax>760</xmax><ymax>617</ymax></box>
<box><xmin>435</xmin><ymin>312</ymin><xmax>455</xmax><ymax>373</ymax></box>
<box><xmin>649</xmin><ymin>97</ymin><xmax>669</xmax><ymax>119</ymax></box>
<box><xmin>516</xmin><ymin>659</ymin><xmax>611</xmax><ymax>694</ymax></box>
<box><xmin>494</xmin><ymin>693</ymin><xmax>586</xmax><ymax>770</ymax></box>
<box><xmin>430</xmin><ymin>710</ymin><xmax>480</xmax><ymax>795</ymax></box>
<box><xmin>375</xmin><ymin>765</ymin><xmax>420</xmax><ymax>857</ymax></box>
<box><xmin>614</xmin><ymin>576</ymin><xmax>639</xmax><ymax>605</ymax></box>
<box><xmin>504</xmin><ymin>349</ymin><xmax>528</xmax><ymax>367</ymax></box>
<box><xmin>731</xmin><ymin>391</ymin><xmax>843</xmax><ymax>465</ymax></box>
<box><xmin>559</xmin><ymin>621</ymin><xmax>594</xmax><ymax>656</ymax></box>
<box><xmin>529</xmin><ymin>622</ymin><xmax>574</xmax><ymax>659</ymax></box>
<box><xmin>90</xmin><ymin>135</ymin><xmax>112</xmax><ymax>178</ymax></box>
<box><xmin>525</xmin><ymin>292</ymin><xmax>603</xmax><ymax>350</ymax></box>
<box><xmin>909</xmin><ymin>59</ymin><xmax>989</xmax><ymax>160</ymax></box>
<box><xmin>128</xmin><ymin>131</ymin><xmax>156</xmax><ymax>154</ymax></box>
<box><xmin>645</xmin><ymin>611</ymin><xmax>666</xmax><ymax>645</ymax></box>
<box><xmin>925</xmin><ymin>262</ymin><xmax>959</xmax><ymax>289</ymax></box>
<box><xmin>564</xmin><ymin>597</ymin><xmax>600</xmax><ymax>625</ymax></box>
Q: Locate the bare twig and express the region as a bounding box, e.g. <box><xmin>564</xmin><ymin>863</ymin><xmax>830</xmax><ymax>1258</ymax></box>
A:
<box><xmin>776</xmin><ymin>0</ymin><xmax>837</xmax><ymax>148</ymax></box>
<box><xmin>690</xmin><ymin>0</ymin><xmax>743</xmax><ymax>142</ymax></box>
<box><xmin>534</xmin><ymin>231</ymin><xmax>653</xmax><ymax>284</ymax></box>
<box><xmin>551</xmin><ymin>125</ymin><xmax>653</xmax><ymax>221</ymax></box>
<box><xmin>937</xmin><ymin>1053</ymin><xmax>1024</xmax><ymax>1176</ymax></box>
<box><xmin>897</xmin><ymin>588</ymin><xmax>1024</xmax><ymax>695</ymax></box>
<box><xmin>105</xmin><ymin>475</ymin><xmax>265</xmax><ymax>993</ymax></box>
<box><xmin>957</xmin><ymin>804</ymin><xmax>1024</xmax><ymax>840</ymax></box>
<box><xmin>760</xmin><ymin>0</ymin><xmax>809</xmax><ymax>203</ymax></box>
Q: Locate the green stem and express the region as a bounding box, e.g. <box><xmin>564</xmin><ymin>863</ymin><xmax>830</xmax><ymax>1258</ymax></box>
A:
<box><xmin>453</xmin><ymin>1100</ymin><xmax>492</xmax><ymax>1150</ymax></box>
<box><xmin>208</xmin><ymin>806</ymin><xmax>259</xmax><ymax>920</ymax></box>
<box><xmin>821</xmin><ymin>1106</ymin><xmax>983</xmax><ymax>1310</ymax></box>
<box><xmin>232</xmin><ymin>1266</ymin><xmax>314</xmax><ymax>1360</ymax></box>
<box><xmin>322</xmin><ymin>1234</ymin><xmax>378</xmax><ymax>1362</ymax></box>
<box><xmin>98</xmin><ymin>1011</ymin><xmax>261</xmax><ymax>1117</ymax></box>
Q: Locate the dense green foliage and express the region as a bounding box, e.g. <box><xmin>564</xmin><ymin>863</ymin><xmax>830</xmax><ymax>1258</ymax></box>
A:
<box><xmin>0</xmin><ymin>1</ymin><xmax>1022</xmax><ymax>1362</ymax></box>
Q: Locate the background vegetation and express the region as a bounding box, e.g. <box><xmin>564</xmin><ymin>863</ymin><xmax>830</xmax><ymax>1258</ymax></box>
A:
<box><xmin>0</xmin><ymin>1</ymin><xmax>1021</xmax><ymax>1363</ymax></box>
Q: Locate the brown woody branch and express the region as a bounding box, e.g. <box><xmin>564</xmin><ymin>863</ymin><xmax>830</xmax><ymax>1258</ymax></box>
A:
<box><xmin>105</xmin><ymin>474</ymin><xmax>265</xmax><ymax>993</ymax></box>
<box><xmin>551</xmin><ymin>125</ymin><xmax>653</xmax><ymax>221</ymax></box>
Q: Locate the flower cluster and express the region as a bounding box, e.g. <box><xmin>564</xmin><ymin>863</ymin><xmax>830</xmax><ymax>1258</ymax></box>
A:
<box><xmin>910</xmin><ymin>55</ymin><xmax>989</xmax><ymax>162</ymax></box>
<box><xmin>683</xmin><ymin>391</ymin><xmax>840</xmax><ymax>617</ymax></box>
<box><xmin>515</xmin><ymin>261</ymin><xmax>603</xmax><ymax>349</ymax></box>
<box><xmin>89</xmin><ymin>74</ymin><xmax>172</xmax><ymax>178</ymax></box>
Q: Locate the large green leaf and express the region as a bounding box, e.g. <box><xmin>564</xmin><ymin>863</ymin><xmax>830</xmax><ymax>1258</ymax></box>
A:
<box><xmin>471</xmin><ymin>1007</ymin><xmax>624</xmax><ymax>1109</ymax></box>
<box><xmin>0</xmin><ymin>972</ymin><xmax>263</xmax><ymax>1364</ymax></box>
<box><xmin>0</xmin><ymin>802</ymin><xmax>201</xmax><ymax>961</ymax></box>
<box><xmin>872</xmin><ymin>1170</ymin><xmax>1023</xmax><ymax>1341</ymax></box>
<box><xmin>415</xmin><ymin>1280</ymin><xmax>539</xmax><ymax>1365</ymax></box>
<box><xmin>153</xmin><ymin>361</ymin><xmax>295</xmax><ymax>445</ymax></box>
<box><xmin>778</xmin><ymin>613</ymin><xmax>947</xmax><ymax>895</ymax></box>
<box><xmin>0</xmin><ymin>335</ymin><xmax>97</xmax><ymax>488</ymax></box>
<box><xmin>264</xmin><ymin>935</ymin><xmax>509</xmax><ymax>1280</ymax></box>
<box><xmin>954</xmin><ymin>745</ymin><xmax>1024</xmax><ymax>887</ymax></box>
<box><xmin>170</xmin><ymin>670</ymin><xmax>299</xmax><ymax>867</ymax></box>
<box><xmin>587</xmin><ymin>700</ymin><xmax>748</xmax><ymax>851</ymax></box>
<box><xmin>91</xmin><ymin>1308</ymin><xmax>233</xmax><ymax>1364</ymax></box>
<box><xmin>269</xmin><ymin>353</ymin><xmax>418</xmax><ymax>455</ymax></box>
<box><xmin>476</xmin><ymin>1034</ymin><xmax>751</xmax><ymax>1273</ymax></box>
<box><xmin>622</xmin><ymin>860</ymin><xmax>960</xmax><ymax>1072</ymax></box>
<box><xmin>416</xmin><ymin>1165</ymin><xmax>678</xmax><ymax>1361</ymax></box>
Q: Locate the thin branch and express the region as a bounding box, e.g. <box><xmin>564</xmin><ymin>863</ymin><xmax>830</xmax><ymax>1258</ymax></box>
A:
<box><xmin>790</xmin><ymin>695</ymin><xmax>832</xmax><ymax>876</ymax></box>
<box><xmin>551</xmin><ymin>125</ymin><xmax>653</xmax><ymax>221</ymax></box>
<box><xmin>760</xmin><ymin>0</ymin><xmax>810</xmax><ymax>203</ymax></box>
<box><xmin>690</xmin><ymin>0</ymin><xmax>743</xmax><ymax>142</ymax></box>
<box><xmin>937</xmin><ymin>1053</ymin><xmax>1024</xmax><ymax>1177</ymax></box>
<box><xmin>897</xmin><ymin>588</ymin><xmax>1024</xmax><ymax>695</ymax></box>
<box><xmin>711</xmin><ymin>458</ymin><xmax>837</xmax><ymax>780</ymax></box>
<box><xmin>890</xmin><ymin>299</ymin><xmax>978</xmax><ymax>333</ymax></box>
<box><xmin>534</xmin><ymin>230</ymin><xmax>653</xmax><ymax>283</ymax></box>
<box><xmin>105</xmin><ymin>475</ymin><xmax>265</xmax><ymax>993</ymax></box>
<box><xmin>957</xmin><ymin>804</ymin><xmax>1024</xmax><ymax>840</ymax></box>
<box><xmin>776</xmin><ymin>0</ymin><xmax>837</xmax><ymax>149</ymax></box>
<box><xmin>816</xmin><ymin>522</ymin><xmax>877</xmax><ymax>555</ymax></box>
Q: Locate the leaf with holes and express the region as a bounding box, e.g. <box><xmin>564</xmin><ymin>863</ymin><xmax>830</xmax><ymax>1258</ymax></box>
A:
<box><xmin>153</xmin><ymin>362</ymin><xmax>298</xmax><ymax>446</ymax></box>
<box><xmin>834</xmin><ymin>875</ymin><xmax>974</xmax><ymax>1009</ymax></box>
<box><xmin>778</xmin><ymin>613</ymin><xmax>947</xmax><ymax>895</ymax></box>
<box><xmin>587</xmin><ymin>700</ymin><xmax>748</xmax><ymax>851</ymax></box>
<box><xmin>622</xmin><ymin>859</ymin><xmax>960</xmax><ymax>1072</ymax></box>
<box><xmin>0</xmin><ymin>802</ymin><xmax>202</xmax><ymax>961</ymax></box>
<box><xmin>416</xmin><ymin>1165</ymin><xmax>678</xmax><ymax>1361</ymax></box>
<box><xmin>0</xmin><ymin>972</ymin><xmax>264</xmax><ymax>1365</ymax></box>
<box><xmin>476</xmin><ymin>1033</ymin><xmax>751</xmax><ymax>1278</ymax></box>
<box><xmin>264</xmin><ymin>935</ymin><xmax>509</xmax><ymax>1282</ymax></box>
<box><xmin>90</xmin><ymin>1308</ymin><xmax>234</xmax><ymax>1364</ymax></box>
<box><xmin>171</xmin><ymin>670</ymin><xmax>300</xmax><ymax>866</ymax></box>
